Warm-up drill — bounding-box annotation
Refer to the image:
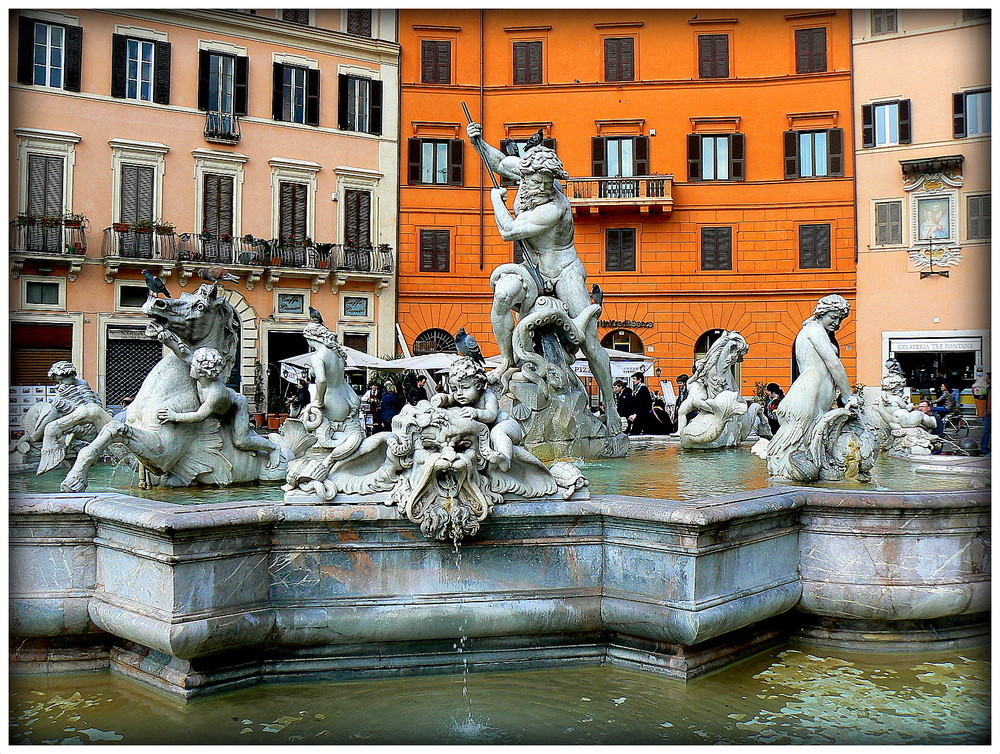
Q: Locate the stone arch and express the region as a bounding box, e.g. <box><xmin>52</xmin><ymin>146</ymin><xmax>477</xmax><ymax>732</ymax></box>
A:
<box><xmin>219</xmin><ymin>288</ymin><xmax>260</xmax><ymax>410</ymax></box>
<box><xmin>601</xmin><ymin>328</ymin><xmax>644</xmax><ymax>354</ymax></box>
<box><xmin>413</xmin><ymin>328</ymin><xmax>456</xmax><ymax>354</ymax></box>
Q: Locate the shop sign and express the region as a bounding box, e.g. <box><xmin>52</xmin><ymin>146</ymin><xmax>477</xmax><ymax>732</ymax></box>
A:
<box><xmin>598</xmin><ymin>319</ymin><xmax>654</xmax><ymax>329</ymax></box>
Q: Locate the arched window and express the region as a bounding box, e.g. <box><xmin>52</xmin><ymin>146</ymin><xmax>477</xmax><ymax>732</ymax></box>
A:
<box><xmin>413</xmin><ymin>328</ymin><xmax>456</xmax><ymax>354</ymax></box>
<box><xmin>601</xmin><ymin>329</ymin><xmax>643</xmax><ymax>354</ymax></box>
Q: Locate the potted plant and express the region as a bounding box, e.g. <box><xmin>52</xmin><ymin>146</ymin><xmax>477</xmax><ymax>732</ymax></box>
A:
<box><xmin>271</xmin><ymin>238</ymin><xmax>287</xmax><ymax>267</ymax></box>
<box><xmin>62</xmin><ymin>212</ymin><xmax>89</xmax><ymax>229</ymax></box>
<box><xmin>14</xmin><ymin>212</ymin><xmax>37</xmax><ymax>227</ymax></box>
<box><xmin>112</xmin><ymin>221</ymin><xmax>132</xmax><ymax>232</ymax></box>
<box><xmin>39</xmin><ymin>215</ymin><xmax>61</xmax><ymax>228</ymax></box>
<box><xmin>134</xmin><ymin>219</ymin><xmax>155</xmax><ymax>234</ymax></box>
<box><xmin>154</xmin><ymin>219</ymin><xmax>175</xmax><ymax>236</ymax></box>
<box><xmin>314</xmin><ymin>242</ymin><xmax>334</xmax><ymax>269</ymax></box>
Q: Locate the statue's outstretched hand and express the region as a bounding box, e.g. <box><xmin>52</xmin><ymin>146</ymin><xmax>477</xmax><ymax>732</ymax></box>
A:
<box><xmin>491</xmin><ymin>187</ymin><xmax>508</xmax><ymax>203</ymax></box>
<box><xmin>466</xmin><ymin>122</ymin><xmax>483</xmax><ymax>140</ymax></box>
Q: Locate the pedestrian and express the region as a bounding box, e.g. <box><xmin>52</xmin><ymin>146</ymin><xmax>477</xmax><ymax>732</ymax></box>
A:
<box><xmin>379</xmin><ymin>380</ymin><xmax>402</xmax><ymax>431</ymax></box>
<box><xmin>629</xmin><ymin>372</ymin><xmax>653</xmax><ymax>435</ymax></box>
<box><xmin>292</xmin><ymin>377</ymin><xmax>311</xmax><ymax>417</ymax></box>
<box><xmin>613</xmin><ymin>379</ymin><xmax>633</xmax><ymax>434</ymax></box>
<box><xmin>674</xmin><ymin>374</ymin><xmax>695</xmax><ymax>431</ymax></box>
<box><xmin>980</xmin><ymin>385</ymin><xmax>991</xmax><ymax>455</ymax></box>
<box><xmin>648</xmin><ymin>397</ymin><xmax>674</xmax><ymax>434</ymax></box>
<box><xmin>930</xmin><ymin>381</ymin><xmax>955</xmax><ymax>435</ymax></box>
<box><xmin>113</xmin><ymin>397</ymin><xmax>133</xmax><ymax>422</ymax></box>
<box><xmin>360</xmin><ymin>382</ymin><xmax>381</xmax><ymax>434</ymax></box>
<box><xmin>972</xmin><ymin>371</ymin><xmax>990</xmax><ymax>418</ymax></box>
<box><xmin>407</xmin><ymin>374</ymin><xmax>428</xmax><ymax>405</ymax></box>
<box><xmin>916</xmin><ymin>400</ymin><xmax>943</xmax><ymax>453</ymax></box>
<box><xmin>764</xmin><ymin>382</ymin><xmax>784</xmax><ymax>434</ymax></box>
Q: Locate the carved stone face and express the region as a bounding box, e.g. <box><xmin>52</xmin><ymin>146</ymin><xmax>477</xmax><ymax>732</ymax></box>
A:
<box><xmin>448</xmin><ymin>376</ymin><xmax>483</xmax><ymax>407</ymax></box>
<box><xmin>818</xmin><ymin>311</ymin><xmax>847</xmax><ymax>332</ymax></box>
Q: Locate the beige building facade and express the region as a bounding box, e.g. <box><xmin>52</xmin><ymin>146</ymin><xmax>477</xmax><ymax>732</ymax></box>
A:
<box><xmin>852</xmin><ymin>9</ymin><xmax>990</xmax><ymax>393</ymax></box>
<box><xmin>9</xmin><ymin>8</ymin><xmax>400</xmax><ymax>416</ymax></box>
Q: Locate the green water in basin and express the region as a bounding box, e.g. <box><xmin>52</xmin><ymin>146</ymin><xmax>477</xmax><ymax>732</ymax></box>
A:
<box><xmin>11</xmin><ymin>438</ymin><xmax>986</xmax><ymax>505</ymax></box>
<box><xmin>10</xmin><ymin>643</ymin><xmax>989</xmax><ymax>745</ymax></box>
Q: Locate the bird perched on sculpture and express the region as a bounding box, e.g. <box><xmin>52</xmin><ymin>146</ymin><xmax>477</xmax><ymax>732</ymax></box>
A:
<box><xmin>455</xmin><ymin>328</ymin><xmax>485</xmax><ymax>365</ymax></box>
<box><xmin>309</xmin><ymin>306</ymin><xmax>324</xmax><ymax>325</ymax></box>
<box><xmin>525</xmin><ymin>128</ymin><xmax>545</xmax><ymax>150</ymax></box>
<box><xmin>141</xmin><ymin>269</ymin><xmax>171</xmax><ymax>298</ymax></box>
<box><xmin>591</xmin><ymin>283</ymin><xmax>604</xmax><ymax>308</ymax></box>
<box><xmin>200</xmin><ymin>266</ymin><xmax>239</xmax><ymax>284</ymax></box>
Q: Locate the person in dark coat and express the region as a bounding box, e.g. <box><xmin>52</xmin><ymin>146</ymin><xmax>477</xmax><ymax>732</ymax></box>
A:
<box><xmin>407</xmin><ymin>375</ymin><xmax>428</xmax><ymax>405</ymax></box>
<box><xmin>379</xmin><ymin>381</ymin><xmax>402</xmax><ymax>431</ymax></box>
<box><xmin>614</xmin><ymin>379</ymin><xmax>633</xmax><ymax>433</ymax></box>
<box><xmin>629</xmin><ymin>372</ymin><xmax>653</xmax><ymax>436</ymax></box>
<box><xmin>764</xmin><ymin>382</ymin><xmax>784</xmax><ymax>434</ymax></box>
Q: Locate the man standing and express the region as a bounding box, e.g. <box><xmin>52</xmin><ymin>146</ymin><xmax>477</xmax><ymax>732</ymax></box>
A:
<box><xmin>466</xmin><ymin>121</ymin><xmax>622</xmax><ymax>438</ymax></box>
<box><xmin>629</xmin><ymin>372</ymin><xmax>653</xmax><ymax>436</ymax></box>
<box><xmin>407</xmin><ymin>374</ymin><xmax>428</xmax><ymax>406</ymax></box>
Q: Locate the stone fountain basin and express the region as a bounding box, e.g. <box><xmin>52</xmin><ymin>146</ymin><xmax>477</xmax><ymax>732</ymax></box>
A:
<box><xmin>9</xmin><ymin>486</ymin><xmax>989</xmax><ymax>698</ymax></box>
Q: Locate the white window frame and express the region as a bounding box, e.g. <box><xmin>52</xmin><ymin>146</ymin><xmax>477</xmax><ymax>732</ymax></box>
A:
<box><xmin>699</xmin><ymin>135</ymin><xmax>730</xmax><ymax>180</ymax></box>
<box><xmin>963</xmin><ymin>89</ymin><xmax>990</xmax><ymax>137</ymax></box>
<box><xmin>20</xmin><ymin>275</ymin><xmax>66</xmax><ymax>311</ymax></box>
<box><xmin>334</xmin><ymin>166</ymin><xmax>382</xmax><ymax>246</ymax></box>
<box><xmin>15</xmin><ymin>128</ymin><xmax>80</xmax><ymax>217</ymax></box>
<box><xmin>193</xmin><ymin>148</ymin><xmax>248</xmax><ymax>240</ymax></box>
<box><xmin>31</xmin><ymin>21</ymin><xmax>66</xmax><ymax>88</ymax></box>
<box><xmin>114</xmin><ymin>279</ymin><xmax>152</xmax><ymax>313</ymax></box>
<box><xmin>273</xmin><ymin>288</ymin><xmax>311</xmax><ymax>320</ymax></box>
<box><xmin>125</xmin><ymin>37</ymin><xmax>156</xmax><ymax>102</ymax></box>
<box><xmin>342</xmin><ymin>292</ymin><xmax>374</xmax><ymax>321</ymax></box>
<box><xmin>109</xmin><ymin>139</ymin><xmax>169</xmax><ymax>226</ymax></box>
<box><xmin>797</xmin><ymin>130</ymin><xmax>830</xmax><ymax>178</ymax></box>
<box><xmin>11</xmin><ymin>311</ymin><xmax>86</xmax><ymax>376</ymax></box>
<box><xmin>965</xmin><ymin>191</ymin><xmax>991</xmax><ymax>242</ymax></box>
<box><xmin>338</xmin><ymin>326</ymin><xmax>377</xmax><ymax>354</ymax></box>
<box><xmin>269</xmin><ymin>158</ymin><xmax>321</xmax><ymax>241</ymax></box>
<box><xmin>872</xmin><ymin>101</ymin><xmax>900</xmax><ymax>146</ymax></box>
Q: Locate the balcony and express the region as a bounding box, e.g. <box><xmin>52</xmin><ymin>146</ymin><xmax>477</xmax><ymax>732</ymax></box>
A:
<box><xmin>204</xmin><ymin>111</ymin><xmax>241</xmax><ymax>144</ymax></box>
<box><xmin>565</xmin><ymin>175</ymin><xmax>674</xmax><ymax>214</ymax></box>
<box><xmin>101</xmin><ymin>224</ymin><xmax>182</xmax><ymax>282</ymax></box>
<box><xmin>9</xmin><ymin>219</ymin><xmax>89</xmax><ymax>280</ymax></box>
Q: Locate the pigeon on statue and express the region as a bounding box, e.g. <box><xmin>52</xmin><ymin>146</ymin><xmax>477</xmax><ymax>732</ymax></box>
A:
<box><xmin>525</xmin><ymin>128</ymin><xmax>545</xmax><ymax>150</ymax></box>
<box><xmin>142</xmin><ymin>269</ymin><xmax>171</xmax><ymax>298</ymax></box>
<box><xmin>309</xmin><ymin>306</ymin><xmax>325</xmax><ymax>325</ymax></box>
<box><xmin>200</xmin><ymin>266</ymin><xmax>239</xmax><ymax>284</ymax></box>
<box><xmin>455</xmin><ymin>327</ymin><xmax>486</xmax><ymax>365</ymax></box>
<box><xmin>591</xmin><ymin>283</ymin><xmax>604</xmax><ymax>307</ymax></box>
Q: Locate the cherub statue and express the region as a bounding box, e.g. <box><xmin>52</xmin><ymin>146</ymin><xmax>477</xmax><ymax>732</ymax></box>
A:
<box><xmin>156</xmin><ymin>346</ymin><xmax>280</xmax><ymax>468</ymax></box>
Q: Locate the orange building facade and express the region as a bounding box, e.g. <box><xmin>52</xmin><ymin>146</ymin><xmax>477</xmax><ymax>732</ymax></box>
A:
<box><xmin>397</xmin><ymin>9</ymin><xmax>857</xmax><ymax>394</ymax></box>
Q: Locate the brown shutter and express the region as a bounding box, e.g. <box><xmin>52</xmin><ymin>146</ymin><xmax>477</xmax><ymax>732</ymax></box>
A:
<box><xmin>592</xmin><ymin>137</ymin><xmax>607</xmax><ymax>176</ymax></box>
<box><xmin>729</xmin><ymin>133</ymin><xmax>746</xmax><ymax>180</ymax></box>
<box><xmin>687</xmin><ymin>133</ymin><xmax>702</xmax><ymax>181</ymax></box>
<box><xmin>64</xmin><ymin>24</ymin><xmax>83</xmax><ymax>92</ymax></box>
<box><xmin>408</xmin><ymin>138</ymin><xmax>422</xmax><ymax>184</ymax></box>
<box><xmin>421</xmin><ymin>41</ymin><xmax>435</xmax><ymax>83</ymax></box>
<box><xmin>799</xmin><ymin>224</ymin><xmax>814</xmax><ymax>268</ymax></box>
<box><xmin>204</xmin><ymin>174</ymin><xmax>234</xmax><ymax>238</ymax></box>
<box><xmin>861</xmin><ymin>104</ymin><xmax>874</xmax><ymax>148</ymax></box>
<box><xmin>513</xmin><ymin>41</ymin><xmax>528</xmax><ymax>84</ymax></box>
<box><xmin>528</xmin><ymin>41</ymin><xmax>542</xmax><ymax>83</ymax></box>
<box><xmin>783</xmin><ymin>130</ymin><xmax>799</xmax><ymax>179</ymax></box>
<box><xmin>795</xmin><ymin>28</ymin><xmax>825</xmax><ymax>73</ymax></box>
<box><xmin>604</xmin><ymin>38</ymin><xmax>618</xmax><ymax>80</ymax></box>
<box><xmin>448</xmin><ymin>139</ymin><xmax>464</xmax><ymax>185</ymax></box>
<box><xmin>875</xmin><ymin>202</ymin><xmax>888</xmax><ymax>245</ymax></box>
<box><xmin>272</xmin><ymin>63</ymin><xmax>285</xmax><ymax>121</ymax></box>
<box><xmin>888</xmin><ymin>201</ymin><xmax>902</xmax><ymax>244</ymax></box>
<box><xmin>633</xmin><ymin>136</ymin><xmax>650</xmax><ymax>175</ymax></box>
<box><xmin>620</xmin><ymin>37</ymin><xmax>634</xmax><ymax>80</ymax></box>
<box><xmin>436</xmin><ymin>230</ymin><xmax>450</xmax><ymax>271</ymax></box>
<box><xmin>17</xmin><ymin>16</ymin><xmax>34</xmax><ymax>85</ymax></box>
<box><xmin>606</xmin><ymin>228</ymin><xmax>621</xmax><ymax>270</ymax></box>
<box><xmin>699</xmin><ymin>35</ymin><xmax>728</xmax><ymax>78</ymax></box>
<box><xmin>153</xmin><ymin>40</ymin><xmax>171</xmax><ymax>104</ymax></box>
<box><xmin>368</xmin><ymin>79</ymin><xmax>382</xmax><ymax>135</ymax></box>
<box><xmin>347</xmin><ymin>9</ymin><xmax>373</xmax><ymax>37</ymax></box>
<box><xmin>345</xmin><ymin>190</ymin><xmax>371</xmax><ymax>246</ymax></box>
<box><xmin>419</xmin><ymin>229</ymin><xmax>433</xmax><ymax>271</ymax></box>
<box><xmin>305</xmin><ymin>67</ymin><xmax>321</xmax><ymax>126</ymax></box>
<box><xmin>827</xmin><ymin>128</ymin><xmax>843</xmax><ymax>176</ymax></box>
<box><xmin>898</xmin><ymin>99</ymin><xmax>911</xmax><ymax>144</ymax></box>
<box><xmin>198</xmin><ymin>50</ymin><xmax>211</xmax><ymax>111</ymax></box>
<box><xmin>121</xmin><ymin>164</ymin><xmax>154</xmax><ymax>224</ymax></box>
<box><xmin>953</xmin><ymin>92</ymin><xmax>967</xmax><ymax>138</ymax></box>
<box><xmin>437</xmin><ymin>41</ymin><xmax>451</xmax><ymax>83</ymax></box>
<box><xmin>338</xmin><ymin>74</ymin><xmax>350</xmax><ymax>129</ymax></box>
<box><xmin>233</xmin><ymin>55</ymin><xmax>249</xmax><ymax>116</ymax></box>
<box><xmin>111</xmin><ymin>34</ymin><xmax>128</xmax><ymax>98</ymax></box>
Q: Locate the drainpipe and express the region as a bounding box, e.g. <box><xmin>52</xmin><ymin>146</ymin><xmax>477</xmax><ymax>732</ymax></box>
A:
<box><xmin>393</xmin><ymin>10</ymin><xmax>402</xmax><ymax>359</ymax></box>
<box><xmin>478</xmin><ymin>9</ymin><xmax>486</xmax><ymax>271</ymax></box>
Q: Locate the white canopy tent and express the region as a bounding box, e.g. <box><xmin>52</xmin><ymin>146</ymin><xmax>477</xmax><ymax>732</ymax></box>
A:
<box><xmin>278</xmin><ymin>346</ymin><xmax>393</xmax><ymax>383</ymax></box>
<box><xmin>571</xmin><ymin>348</ymin><xmax>655</xmax><ymax>379</ymax></box>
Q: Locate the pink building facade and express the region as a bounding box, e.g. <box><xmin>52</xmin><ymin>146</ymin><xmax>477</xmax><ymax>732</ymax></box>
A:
<box><xmin>9</xmin><ymin>8</ymin><xmax>400</xmax><ymax>415</ymax></box>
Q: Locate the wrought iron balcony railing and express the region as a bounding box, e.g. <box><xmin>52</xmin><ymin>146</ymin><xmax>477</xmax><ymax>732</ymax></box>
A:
<box><xmin>174</xmin><ymin>234</ymin><xmax>395</xmax><ymax>273</ymax></box>
<box><xmin>10</xmin><ymin>221</ymin><xmax>88</xmax><ymax>255</ymax></box>
<box><xmin>204</xmin><ymin>111</ymin><xmax>241</xmax><ymax>144</ymax></box>
<box><xmin>101</xmin><ymin>226</ymin><xmax>180</xmax><ymax>260</ymax></box>
<box><xmin>564</xmin><ymin>175</ymin><xmax>673</xmax><ymax>205</ymax></box>
<box><xmin>335</xmin><ymin>243</ymin><xmax>395</xmax><ymax>273</ymax></box>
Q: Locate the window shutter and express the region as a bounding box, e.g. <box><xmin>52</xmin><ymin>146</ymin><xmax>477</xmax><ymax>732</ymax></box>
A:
<box><xmin>861</xmin><ymin>104</ymin><xmax>874</xmax><ymax>148</ymax></box>
<box><xmin>687</xmin><ymin>134</ymin><xmax>702</xmax><ymax>181</ymax></box>
<box><xmin>293</xmin><ymin>184</ymin><xmax>307</xmax><ymax>239</ymax></box>
<box><xmin>27</xmin><ymin>156</ymin><xmax>46</xmax><ymax>217</ymax></box>
<box><xmin>63</xmin><ymin>24</ymin><xmax>83</xmax><ymax>92</ymax></box>
<box><xmin>604</xmin><ymin>38</ymin><xmax>617</xmax><ymax>80</ymax></box>
<box><xmin>701</xmin><ymin>227</ymin><xmax>715</xmax><ymax>269</ymax></box>
<box><xmin>529</xmin><ymin>41</ymin><xmax>542</xmax><ymax>83</ymax></box>
<box><xmin>783</xmin><ymin>130</ymin><xmax>799</xmax><ymax>179</ymax></box>
<box><xmin>345</xmin><ymin>190</ymin><xmax>371</xmax><ymax>246</ymax></box>
<box><xmin>718</xmin><ymin>227</ymin><xmax>733</xmax><ymax>269</ymax></box>
<box><xmin>338</xmin><ymin>74</ymin><xmax>350</xmax><ymax>129</ymax></box>
<box><xmin>888</xmin><ymin>201</ymin><xmax>901</xmax><ymax>244</ymax></box>
<box><xmin>368</xmin><ymin>78</ymin><xmax>382</xmax><ymax>135</ymax></box>
<box><xmin>421</xmin><ymin>41</ymin><xmax>435</xmax><ymax>83</ymax></box>
<box><xmin>699</xmin><ymin>35</ymin><xmax>728</xmax><ymax>78</ymax></box>
<box><xmin>111</xmin><ymin>34</ymin><xmax>128</xmax><ymax>98</ymax></box>
<box><xmin>875</xmin><ymin>202</ymin><xmax>888</xmax><ymax>245</ymax></box>
<box><xmin>827</xmin><ymin>128</ymin><xmax>844</xmax><ymax>176</ymax></box>
<box><xmin>448</xmin><ymin>139</ymin><xmax>464</xmax><ymax>185</ymax></box>
<box><xmin>592</xmin><ymin>137</ymin><xmax>607</xmax><ymax>177</ymax></box>
<box><xmin>606</xmin><ymin>229</ymin><xmax>621</xmax><ymax>271</ymax></box>
<box><xmin>306</xmin><ymin>68</ymin><xmax>321</xmax><ymax>126</ymax></box>
<box><xmin>408</xmin><ymin>138</ymin><xmax>422</xmax><ymax>184</ymax></box>
<box><xmin>542</xmin><ymin>138</ymin><xmax>557</xmax><ymax>151</ymax></box>
<box><xmin>813</xmin><ymin>28</ymin><xmax>827</xmax><ymax>72</ymax></box>
<box><xmin>795</xmin><ymin>28</ymin><xmax>825</xmax><ymax>74</ymax></box>
<box><xmin>137</xmin><ymin>166</ymin><xmax>154</xmax><ymax>223</ymax></box>
<box><xmin>203</xmin><ymin>174</ymin><xmax>234</xmax><ymax>237</ymax></box>
<box><xmin>27</xmin><ymin>155</ymin><xmax>63</xmax><ymax>217</ymax></box>
<box><xmin>347</xmin><ymin>10</ymin><xmax>373</xmax><ymax>37</ymax></box>
<box><xmin>358</xmin><ymin>191</ymin><xmax>372</xmax><ymax>246</ymax></box>
<box><xmin>437</xmin><ymin>230</ymin><xmax>450</xmax><ymax>271</ymax></box>
<box><xmin>198</xmin><ymin>50</ymin><xmax>211</xmax><ymax>111</ymax></box>
<box><xmin>279</xmin><ymin>183</ymin><xmax>292</xmax><ymax>239</ymax></box>
<box><xmin>233</xmin><ymin>55</ymin><xmax>249</xmax><ymax>115</ymax></box>
<box><xmin>897</xmin><ymin>99</ymin><xmax>912</xmax><ymax>144</ymax></box>
<box><xmin>817</xmin><ymin>224</ymin><xmax>831</xmax><ymax>267</ymax></box>
<box><xmin>622</xmin><ymin>229</ymin><xmax>636</xmax><ymax>271</ymax></box>
<box><xmin>953</xmin><ymin>92</ymin><xmax>967</xmax><ymax>138</ymax></box>
<box><xmin>419</xmin><ymin>230</ymin><xmax>433</xmax><ymax>271</ymax></box>
<box><xmin>437</xmin><ymin>41</ymin><xmax>451</xmax><ymax>84</ymax></box>
<box><xmin>715</xmin><ymin>35</ymin><xmax>729</xmax><ymax>77</ymax></box>
<box><xmin>633</xmin><ymin>136</ymin><xmax>650</xmax><ymax>175</ymax></box>
<box><xmin>153</xmin><ymin>40</ymin><xmax>171</xmax><ymax>104</ymax></box>
<box><xmin>698</xmin><ymin>35</ymin><xmax>713</xmax><ymax>78</ymax></box>
<box><xmin>513</xmin><ymin>41</ymin><xmax>528</xmax><ymax>84</ymax></box>
<box><xmin>120</xmin><ymin>164</ymin><xmax>154</xmax><ymax>224</ymax></box>
<box><xmin>799</xmin><ymin>224</ymin><xmax>814</xmax><ymax>268</ymax></box>
<box><xmin>17</xmin><ymin>16</ymin><xmax>34</xmax><ymax>85</ymax></box>
<box><xmin>729</xmin><ymin>133</ymin><xmax>746</xmax><ymax>180</ymax></box>
<box><xmin>621</xmin><ymin>37</ymin><xmax>634</xmax><ymax>81</ymax></box>
<box><xmin>272</xmin><ymin>63</ymin><xmax>285</xmax><ymax>121</ymax></box>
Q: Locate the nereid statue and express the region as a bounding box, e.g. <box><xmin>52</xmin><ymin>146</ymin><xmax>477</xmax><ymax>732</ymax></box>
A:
<box><xmin>466</xmin><ymin>121</ymin><xmax>628</xmax><ymax>460</ymax></box>
<box><xmin>764</xmin><ymin>295</ymin><xmax>876</xmax><ymax>483</ymax></box>
<box><xmin>868</xmin><ymin>361</ymin><xmax>939</xmax><ymax>457</ymax></box>
<box><xmin>677</xmin><ymin>330</ymin><xmax>771</xmax><ymax>449</ymax></box>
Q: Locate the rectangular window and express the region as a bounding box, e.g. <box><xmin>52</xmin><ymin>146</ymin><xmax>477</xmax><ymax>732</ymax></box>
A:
<box><xmin>874</xmin><ymin>200</ymin><xmax>903</xmax><ymax>246</ymax></box>
<box><xmin>279</xmin><ymin>182</ymin><xmax>308</xmax><ymax>241</ymax></box>
<box><xmin>25</xmin><ymin>154</ymin><xmax>64</xmax><ymax>253</ymax></box>
<box><xmin>604</xmin><ymin>37</ymin><xmax>635</xmax><ymax>82</ymax></box>
<box><xmin>605</xmin><ymin>228</ymin><xmax>637</xmax><ymax>272</ymax></box>
<box><xmin>338</xmin><ymin>75</ymin><xmax>382</xmax><ymax>135</ymax></box>
<box><xmin>347</xmin><ymin>10</ymin><xmax>373</xmax><ymax>37</ymax></box>
<box><xmin>968</xmin><ymin>194</ymin><xmax>991</xmax><ymax>240</ymax></box>
<box><xmin>408</xmin><ymin>138</ymin><xmax>464</xmax><ymax>186</ymax></box>
<box><xmin>701</xmin><ymin>227</ymin><xmax>733</xmax><ymax>270</ymax></box>
<box><xmin>344</xmin><ymin>189</ymin><xmax>372</xmax><ymax>247</ymax></box>
<box><xmin>513</xmin><ymin>41</ymin><xmax>543</xmax><ymax>85</ymax></box>
<box><xmin>202</xmin><ymin>173</ymin><xmax>234</xmax><ymax>261</ymax></box>
<box><xmin>871</xmin><ymin>10</ymin><xmax>898</xmax><ymax>35</ymax></box>
<box><xmin>862</xmin><ymin>100</ymin><xmax>912</xmax><ymax>147</ymax></box>
<box><xmin>17</xmin><ymin>17</ymin><xmax>81</xmax><ymax>91</ymax></box>
<box><xmin>344</xmin><ymin>296</ymin><xmax>369</xmax><ymax>318</ymax></box>
<box><xmin>119</xmin><ymin>163</ymin><xmax>155</xmax><ymax>258</ymax></box>
<box><xmin>209</xmin><ymin>53</ymin><xmax>235</xmax><ymax>114</ymax></box>
<box><xmin>125</xmin><ymin>38</ymin><xmax>154</xmax><ymax>101</ymax></box>
<box><xmin>281</xmin><ymin>10</ymin><xmax>310</xmax><ymax>25</ymax></box>
<box><xmin>592</xmin><ymin>136</ymin><xmax>650</xmax><ymax>177</ymax></box>
<box><xmin>281</xmin><ymin>65</ymin><xmax>308</xmax><ymax>124</ymax></box>
<box><xmin>118</xmin><ymin>284</ymin><xmax>149</xmax><ymax>309</ymax></box>
<box><xmin>954</xmin><ymin>89</ymin><xmax>991</xmax><ymax>137</ymax></box>
<box><xmin>26</xmin><ymin>281</ymin><xmax>60</xmax><ymax>306</ymax></box>
<box><xmin>421</xmin><ymin>40</ymin><xmax>451</xmax><ymax>84</ymax></box>
<box><xmin>799</xmin><ymin>223</ymin><xmax>832</xmax><ymax>269</ymax></box>
<box><xmin>784</xmin><ymin>129</ymin><xmax>843</xmax><ymax>178</ymax></box>
<box><xmin>32</xmin><ymin>22</ymin><xmax>64</xmax><ymax>88</ymax></box>
<box><xmin>686</xmin><ymin>133</ymin><xmax>746</xmax><ymax>181</ymax></box>
<box><xmin>277</xmin><ymin>293</ymin><xmax>305</xmax><ymax>314</ymax></box>
<box><xmin>698</xmin><ymin>34</ymin><xmax>729</xmax><ymax>78</ymax></box>
<box><xmin>795</xmin><ymin>27</ymin><xmax>827</xmax><ymax>73</ymax></box>
<box><xmin>419</xmin><ymin>229</ymin><xmax>450</xmax><ymax>272</ymax></box>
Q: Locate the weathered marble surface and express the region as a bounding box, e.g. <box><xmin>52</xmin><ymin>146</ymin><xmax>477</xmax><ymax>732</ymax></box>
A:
<box><xmin>9</xmin><ymin>484</ymin><xmax>990</xmax><ymax>698</ymax></box>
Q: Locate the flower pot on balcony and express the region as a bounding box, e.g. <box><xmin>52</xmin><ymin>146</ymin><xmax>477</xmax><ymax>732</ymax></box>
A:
<box><xmin>113</xmin><ymin>222</ymin><xmax>131</xmax><ymax>232</ymax></box>
<box><xmin>251</xmin><ymin>412</ymin><xmax>266</xmax><ymax>428</ymax></box>
<box><xmin>316</xmin><ymin>258</ymin><xmax>330</xmax><ymax>269</ymax></box>
<box><xmin>71</xmin><ymin>242</ymin><xmax>85</xmax><ymax>253</ymax></box>
<box><xmin>15</xmin><ymin>217</ymin><xmax>35</xmax><ymax>227</ymax></box>
<box><xmin>135</xmin><ymin>227</ymin><xmax>154</xmax><ymax>234</ymax></box>
<box><xmin>270</xmin><ymin>255</ymin><xmax>282</xmax><ymax>267</ymax></box>
<box><xmin>39</xmin><ymin>218</ymin><xmax>60</xmax><ymax>228</ymax></box>
<box><xmin>155</xmin><ymin>226</ymin><xmax>175</xmax><ymax>236</ymax></box>
<box><xmin>63</xmin><ymin>219</ymin><xmax>83</xmax><ymax>228</ymax></box>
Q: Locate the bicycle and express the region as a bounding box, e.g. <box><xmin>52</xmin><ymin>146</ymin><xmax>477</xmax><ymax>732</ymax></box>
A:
<box><xmin>943</xmin><ymin>410</ymin><xmax>971</xmax><ymax>439</ymax></box>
